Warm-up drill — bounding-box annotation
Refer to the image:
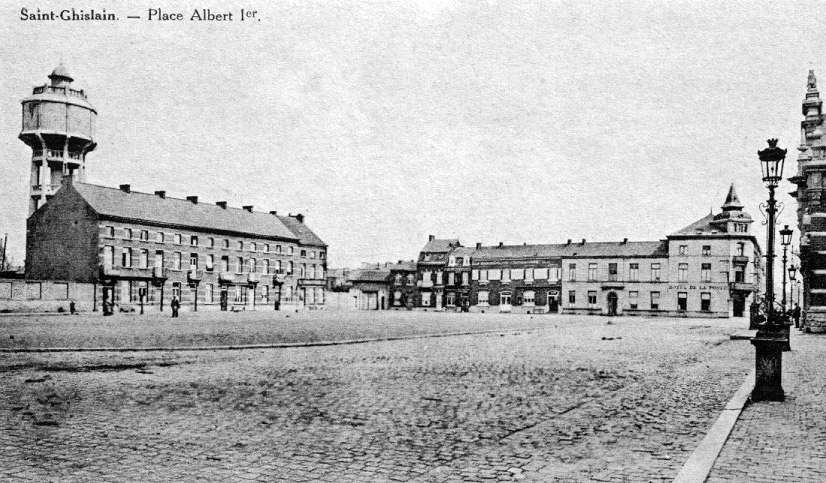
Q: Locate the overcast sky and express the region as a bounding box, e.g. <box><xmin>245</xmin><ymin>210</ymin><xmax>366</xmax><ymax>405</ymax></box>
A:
<box><xmin>1</xmin><ymin>0</ymin><xmax>823</xmax><ymax>268</ymax></box>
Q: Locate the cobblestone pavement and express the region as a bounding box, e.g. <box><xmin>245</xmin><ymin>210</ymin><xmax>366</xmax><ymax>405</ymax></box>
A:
<box><xmin>0</xmin><ymin>311</ymin><xmax>551</xmax><ymax>349</ymax></box>
<box><xmin>707</xmin><ymin>329</ymin><xmax>826</xmax><ymax>482</ymax></box>
<box><xmin>0</xmin><ymin>315</ymin><xmax>751</xmax><ymax>481</ymax></box>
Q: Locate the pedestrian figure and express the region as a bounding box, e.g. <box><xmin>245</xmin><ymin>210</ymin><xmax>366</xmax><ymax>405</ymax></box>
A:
<box><xmin>69</xmin><ymin>300</ymin><xmax>76</xmax><ymax>315</ymax></box>
<box><xmin>793</xmin><ymin>304</ymin><xmax>801</xmax><ymax>328</ymax></box>
<box><xmin>171</xmin><ymin>296</ymin><xmax>180</xmax><ymax>318</ymax></box>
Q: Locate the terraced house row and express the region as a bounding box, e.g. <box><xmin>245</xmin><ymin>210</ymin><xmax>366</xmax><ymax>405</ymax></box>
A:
<box><xmin>25</xmin><ymin>178</ymin><xmax>327</xmax><ymax>312</ymax></box>
<box><xmin>402</xmin><ymin>186</ymin><xmax>763</xmax><ymax>318</ymax></box>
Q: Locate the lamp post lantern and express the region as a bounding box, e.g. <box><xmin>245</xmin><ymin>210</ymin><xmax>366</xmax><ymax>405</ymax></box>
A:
<box><xmin>751</xmin><ymin>138</ymin><xmax>789</xmax><ymax>402</ymax></box>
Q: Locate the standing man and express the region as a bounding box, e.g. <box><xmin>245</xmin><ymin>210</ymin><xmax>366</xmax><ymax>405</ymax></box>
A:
<box><xmin>793</xmin><ymin>303</ymin><xmax>802</xmax><ymax>329</ymax></box>
<box><xmin>171</xmin><ymin>296</ymin><xmax>180</xmax><ymax>318</ymax></box>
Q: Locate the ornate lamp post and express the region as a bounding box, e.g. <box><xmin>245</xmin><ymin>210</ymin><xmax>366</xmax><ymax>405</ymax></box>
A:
<box><xmin>780</xmin><ymin>225</ymin><xmax>793</xmax><ymax>312</ymax></box>
<box><xmin>751</xmin><ymin>138</ymin><xmax>788</xmax><ymax>402</ymax></box>
<box><xmin>789</xmin><ymin>264</ymin><xmax>799</xmax><ymax>328</ymax></box>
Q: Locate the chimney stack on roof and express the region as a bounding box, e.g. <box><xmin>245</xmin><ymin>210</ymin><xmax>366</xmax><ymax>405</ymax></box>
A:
<box><xmin>581</xmin><ymin>238</ymin><xmax>586</xmax><ymax>245</ymax></box>
<box><xmin>295</xmin><ymin>213</ymin><xmax>304</xmax><ymax>223</ymax></box>
<box><xmin>119</xmin><ymin>184</ymin><xmax>130</xmax><ymax>193</ymax></box>
<box><xmin>567</xmin><ymin>239</ymin><xmax>572</xmax><ymax>245</ymax></box>
<box><xmin>216</xmin><ymin>201</ymin><xmax>227</xmax><ymax>209</ymax></box>
<box><xmin>622</xmin><ymin>238</ymin><xmax>628</xmax><ymax>244</ymax></box>
<box><xmin>154</xmin><ymin>190</ymin><xmax>166</xmax><ymax>199</ymax></box>
<box><xmin>428</xmin><ymin>234</ymin><xmax>435</xmax><ymax>241</ymax></box>
<box><xmin>476</xmin><ymin>242</ymin><xmax>482</xmax><ymax>249</ymax></box>
<box><xmin>186</xmin><ymin>196</ymin><xmax>198</xmax><ymax>204</ymax></box>
<box><xmin>242</xmin><ymin>205</ymin><xmax>254</xmax><ymax>212</ymax></box>
<box><xmin>269</xmin><ymin>210</ymin><xmax>278</xmax><ymax>216</ymax></box>
<box><xmin>498</xmin><ymin>242</ymin><xmax>504</xmax><ymax>248</ymax></box>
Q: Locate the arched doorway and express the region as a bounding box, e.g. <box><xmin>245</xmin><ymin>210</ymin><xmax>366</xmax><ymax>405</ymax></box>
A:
<box><xmin>607</xmin><ymin>292</ymin><xmax>618</xmax><ymax>316</ymax></box>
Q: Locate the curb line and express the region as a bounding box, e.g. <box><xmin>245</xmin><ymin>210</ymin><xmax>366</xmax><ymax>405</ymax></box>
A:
<box><xmin>0</xmin><ymin>326</ymin><xmax>549</xmax><ymax>353</ymax></box>
<box><xmin>673</xmin><ymin>369</ymin><xmax>755</xmax><ymax>483</ymax></box>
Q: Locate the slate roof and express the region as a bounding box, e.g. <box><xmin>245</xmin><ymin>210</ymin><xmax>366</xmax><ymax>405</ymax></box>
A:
<box><xmin>347</xmin><ymin>269</ymin><xmax>391</xmax><ymax>283</ymax></box>
<box><xmin>385</xmin><ymin>261</ymin><xmax>417</xmax><ymax>272</ymax></box>
<box><xmin>671</xmin><ymin>213</ymin><xmax>717</xmax><ymax>236</ymax></box>
<box><xmin>277</xmin><ymin>214</ymin><xmax>327</xmax><ymax>247</ymax></box>
<box><xmin>421</xmin><ymin>238</ymin><xmax>460</xmax><ymax>253</ymax></box>
<box><xmin>71</xmin><ymin>182</ymin><xmax>300</xmax><ymax>241</ymax></box>
<box><xmin>473</xmin><ymin>241</ymin><xmax>668</xmax><ymax>260</ymax></box>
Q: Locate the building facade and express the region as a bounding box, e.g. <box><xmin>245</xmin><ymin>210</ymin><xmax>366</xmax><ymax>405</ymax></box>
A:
<box><xmin>416</xmin><ymin>236</ymin><xmax>460</xmax><ymax>310</ymax></box>
<box><xmin>25</xmin><ymin>179</ymin><xmax>327</xmax><ymax>312</ymax></box>
<box><xmin>790</xmin><ymin>70</ymin><xmax>826</xmax><ymax>332</ymax></box>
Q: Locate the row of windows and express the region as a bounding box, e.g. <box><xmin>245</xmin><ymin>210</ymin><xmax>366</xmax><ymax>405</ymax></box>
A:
<box><xmin>116</xmin><ymin>281</ymin><xmax>324</xmax><ymax>305</ymax></box>
<box><xmin>677</xmin><ymin>243</ymin><xmax>746</xmax><ymax>256</ymax></box>
<box><xmin>475</xmin><ymin>290</ymin><xmax>537</xmax><ymax>305</ymax></box>
<box><xmin>566</xmin><ymin>262</ymin><xmax>746</xmax><ymax>283</ymax></box>
<box><xmin>568</xmin><ymin>290</ymin><xmax>713</xmax><ymax>311</ymax></box>
<box><xmin>471</xmin><ymin>268</ymin><xmax>561</xmax><ymax>283</ymax></box>
<box><xmin>102</xmin><ymin>247</ymin><xmax>325</xmax><ymax>279</ymax></box>
<box><xmin>102</xmin><ymin>226</ymin><xmax>325</xmax><ymax>259</ymax></box>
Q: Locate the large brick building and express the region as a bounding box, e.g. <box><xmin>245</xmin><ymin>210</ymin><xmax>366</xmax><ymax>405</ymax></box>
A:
<box><xmin>25</xmin><ymin>178</ymin><xmax>327</xmax><ymax>312</ymax></box>
<box><xmin>790</xmin><ymin>70</ymin><xmax>826</xmax><ymax>332</ymax></box>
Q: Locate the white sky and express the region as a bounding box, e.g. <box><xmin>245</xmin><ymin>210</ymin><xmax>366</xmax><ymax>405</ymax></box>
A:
<box><xmin>0</xmin><ymin>0</ymin><xmax>822</xmax><ymax>269</ymax></box>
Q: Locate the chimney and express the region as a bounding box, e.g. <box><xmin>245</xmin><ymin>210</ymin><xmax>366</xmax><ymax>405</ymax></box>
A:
<box><xmin>269</xmin><ymin>210</ymin><xmax>278</xmax><ymax>216</ymax></box>
<box><xmin>242</xmin><ymin>205</ymin><xmax>253</xmax><ymax>212</ymax></box>
<box><xmin>428</xmin><ymin>234</ymin><xmax>435</xmax><ymax>241</ymax></box>
<box><xmin>295</xmin><ymin>213</ymin><xmax>304</xmax><ymax>223</ymax></box>
<box><xmin>154</xmin><ymin>190</ymin><xmax>166</xmax><ymax>199</ymax></box>
<box><xmin>216</xmin><ymin>201</ymin><xmax>227</xmax><ymax>209</ymax></box>
<box><xmin>186</xmin><ymin>196</ymin><xmax>198</xmax><ymax>204</ymax></box>
<box><xmin>581</xmin><ymin>238</ymin><xmax>586</xmax><ymax>245</ymax></box>
<box><xmin>475</xmin><ymin>242</ymin><xmax>482</xmax><ymax>249</ymax></box>
<box><xmin>566</xmin><ymin>239</ymin><xmax>572</xmax><ymax>245</ymax></box>
<box><xmin>622</xmin><ymin>238</ymin><xmax>628</xmax><ymax>244</ymax></box>
<box><xmin>498</xmin><ymin>242</ymin><xmax>504</xmax><ymax>248</ymax></box>
<box><xmin>119</xmin><ymin>184</ymin><xmax>131</xmax><ymax>193</ymax></box>
<box><xmin>523</xmin><ymin>242</ymin><xmax>527</xmax><ymax>246</ymax></box>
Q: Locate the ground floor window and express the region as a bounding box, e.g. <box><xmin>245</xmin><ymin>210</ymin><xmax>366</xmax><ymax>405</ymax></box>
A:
<box><xmin>315</xmin><ymin>288</ymin><xmax>324</xmax><ymax>304</ymax></box>
<box><xmin>234</xmin><ymin>285</ymin><xmax>248</xmax><ymax>304</ymax></box>
<box><xmin>421</xmin><ymin>292</ymin><xmax>431</xmax><ymax>306</ymax></box>
<box><xmin>446</xmin><ymin>292</ymin><xmax>456</xmax><ymax>306</ymax></box>
<box><xmin>262</xmin><ymin>285</ymin><xmax>269</xmax><ymax>304</ymax></box>
<box><xmin>523</xmin><ymin>290</ymin><xmax>535</xmax><ymax>305</ymax></box>
<box><xmin>651</xmin><ymin>291</ymin><xmax>660</xmax><ymax>310</ymax></box>
<box><xmin>568</xmin><ymin>290</ymin><xmax>576</xmax><ymax>306</ymax></box>
<box><xmin>587</xmin><ymin>291</ymin><xmax>597</xmax><ymax>307</ymax></box>
<box><xmin>306</xmin><ymin>288</ymin><xmax>315</xmax><ymax>305</ymax></box>
<box><xmin>628</xmin><ymin>291</ymin><xmax>638</xmax><ymax>309</ymax></box>
<box><xmin>478</xmin><ymin>291</ymin><xmax>489</xmax><ymax>305</ymax></box>
<box><xmin>172</xmin><ymin>282</ymin><xmax>181</xmax><ymax>301</ymax></box>
<box><xmin>206</xmin><ymin>284</ymin><xmax>214</xmax><ymax>303</ymax></box>
<box><xmin>394</xmin><ymin>290</ymin><xmax>402</xmax><ymax>305</ymax></box>
<box><xmin>500</xmin><ymin>293</ymin><xmax>511</xmax><ymax>305</ymax></box>
<box><xmin>701</xmin><ymin>292</ymin><xmax>711</xmax><ymax>311</ymax></box>
<box><xmin>678</xmin><ymin>292</ymin><xmax>687</xmax><ymax>311</ymax></box>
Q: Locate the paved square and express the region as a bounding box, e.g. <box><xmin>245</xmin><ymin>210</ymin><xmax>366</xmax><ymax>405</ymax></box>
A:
<box><xmin>0</xmin><ymin>312</ymin><xmax>750</xmax><ymax>481</ymax></box>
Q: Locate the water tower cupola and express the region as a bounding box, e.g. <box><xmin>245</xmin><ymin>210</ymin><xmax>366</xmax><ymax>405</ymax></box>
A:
<box><xmin>20</xmin><ymin>64</ymin><xmax>97</xmax><ymax>215</ymax></box>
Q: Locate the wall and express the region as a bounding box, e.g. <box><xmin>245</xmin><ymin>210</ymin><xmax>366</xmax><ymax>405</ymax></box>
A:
<box><xmin>0</xmin><ymin>278</ymin><xmax>97</xmax><ymax>313</ymax></box>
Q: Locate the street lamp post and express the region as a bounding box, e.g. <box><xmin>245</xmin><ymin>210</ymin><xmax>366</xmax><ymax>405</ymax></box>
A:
<box><xmin>751</xmin><ymin>138</ymin><xmax>788</xmax><ymax>402</ymax></box>
<box><xmin>780</xmin><ymin>225</ymin><xmax>793</xmax><ymax>313</ymax></box>
<box><xmin>789</xmin><ymin>264</ymin><xmax>798</xmax><ymax>328</ymax></box>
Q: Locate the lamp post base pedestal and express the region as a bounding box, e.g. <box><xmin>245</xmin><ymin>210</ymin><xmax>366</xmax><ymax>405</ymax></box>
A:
<box><xmin>750</xmin><ymin>335</ymin><xmax>786</xmax><ymax>402</ymax></box>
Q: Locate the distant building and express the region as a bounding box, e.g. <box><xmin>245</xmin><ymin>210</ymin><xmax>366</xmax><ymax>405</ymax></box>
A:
<box><xmin>347</xmin><ymin>268</ymin><xmax>391</xmax><ymax>310</ymax></box>
<box><xmin>25</xmin><ymin>179</ymin><xmax>327</xmax><ymax>312</ymax></box>
<box><xmin>416</xmin><ymin>236</ymin><xmax>460</xmax><ymax>310</ymax></box>
<box><xmin>386</xmin><ymin>260</ymin><xmax>417</xmax><ymax>310</ymax></box>
<box><xmin>420</xmin><ymin>186</ymin><xmax>762</xmax><ymax>318</ymax></box>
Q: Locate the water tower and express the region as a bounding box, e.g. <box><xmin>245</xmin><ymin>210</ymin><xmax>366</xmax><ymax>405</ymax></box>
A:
<box><xmin>19</xmin><ymin>64</ymin><xmax>97</xmax><ymax>215</ymax></box>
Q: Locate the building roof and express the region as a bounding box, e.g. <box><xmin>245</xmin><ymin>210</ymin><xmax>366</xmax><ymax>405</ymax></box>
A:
<box><xmin>277</xmin><ymin>214</ymin><xmax>327</xmax><ymax>247</ymax></box>
<box><xmin>49</xmin><ymin>63</ymin><xmax>73</xmax><ymax>82</ymax></box>
<box><xmin>385</xmin><ymin>261</ymin><xmax>417</xmax><ymax>271</ymax></box>
<box><xmin>671</xmin><ymin>186</ymin><xmax>753</xmax><ymax>236</ymax></box>
<box><xmin>473</xmin><ymin>241</ymin><xmax>668</xmax><ymax>260</ymax></box>
<box><xmin>421</xmin><ymin>238</ymin><xmax>460</xmax><ymax>253</ymax></box>
<box><xmin>71</xmin><ymin>182</ymin><xmax>302</xmax><ymax>241</ymax></box>
<box><xmin>449</xmin><ymin>246</ymin><xmax>476</xmax><ymax>258</ymax></box>
<box><xmin>347</xmin><ymin>269</ymin><xmax>391</xmax><ymax>283</ymax></box>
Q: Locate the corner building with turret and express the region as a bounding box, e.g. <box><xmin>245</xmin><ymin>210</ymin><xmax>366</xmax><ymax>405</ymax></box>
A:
<box><xmin>790</xmin><ymin>70</ymin><xmax>826</xmax><ymax>332</ymax></box>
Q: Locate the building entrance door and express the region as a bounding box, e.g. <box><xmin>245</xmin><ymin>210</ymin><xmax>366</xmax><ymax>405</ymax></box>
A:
<box><xmin>219</xmin><ymin>287</ymin><xmax>228</xmax><ymax>311</ymax></box>
<box><xmin>733</xmin><ymin>296</ymin><xmax>745</xmax><ymax>317</ymax></box>
<box><xmin>607</xmin><ymin>292</ymin><xmax>618</xmax><ymax>316</ymax></box>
